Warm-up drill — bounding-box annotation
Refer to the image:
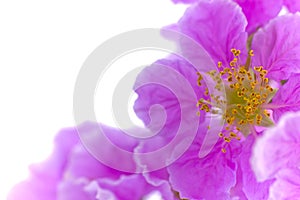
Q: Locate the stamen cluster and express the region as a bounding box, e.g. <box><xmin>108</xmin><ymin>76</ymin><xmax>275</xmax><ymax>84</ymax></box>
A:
<box><xmin>197</xmin><ymin>49</ymin><xmax>276</xmax><ymax>152</ymax></box>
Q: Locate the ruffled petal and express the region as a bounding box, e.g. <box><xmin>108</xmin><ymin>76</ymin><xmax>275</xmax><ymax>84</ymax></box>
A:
<box><xmin>64</xmin><ymin>145</ymin><xmax>125</xmax><ymax>181</ymax></box>
<box><xmin>271</xmin><ymin>74</ymin><xmax>300</xmax><ymax>121</ymax></box>
<box><xmin>284</xmin><ymin>0</ymin><xmax>300</xmax><ymax>13</ymax></box>
<box><xmin>57</xmin><ymin>180</ymin><xmax>95</xmax><ymax>200</ymax></box>
<box><xmin>96</xmin><ymin>174</ymin><xmax>175</xmax><ymax>200</ymax></box>
<box><xmin>134</xmin><ymin>56</ymin><xmax>205</xmax><ymax>136</ymax></box>
<box><xmin>8</xmin><ymin>123</ymin><xmax>141</xmax><ymax>199</ymax></box>
<box><xmin>251</xmin><ymin>112</ymin><xmax>300</xmax><ymax>181</ymax></box>
<box><xmin>167</xmin><ymin>129</ymin><xmax>237</xmax><ymax>199</ymax></box>
<box><xmin>178</xmin><ymin>0</ymin><xmax>247</xmax><ymax>66</ymax></box>
<box><xmin>235</xmin><ymin>135</ymin><xmax>274</xmax><ymax>200</ymax></box>
<box><xmin>269</xmin><ymin>168</ymin><xmax>300</xmax><ymax>200</ymax></box>
<box><xmin>252</xmin><ymin>14</ymin><xmax>300</xmax><ymax>81</ymax></box>
<box><xmin>234</xmin><ymin>0</ymin><xmax>283</xmax><ymax>33</ymax></box>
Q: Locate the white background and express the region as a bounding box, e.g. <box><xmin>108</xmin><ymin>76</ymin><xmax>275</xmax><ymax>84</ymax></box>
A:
<box><xmin>0</xmin><ymin>0</ymin><xmax>186</xmax><ymax>199</ymax></box>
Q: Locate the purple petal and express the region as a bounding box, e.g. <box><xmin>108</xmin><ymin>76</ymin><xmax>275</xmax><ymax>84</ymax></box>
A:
<box><xmin>76</xmin><ymin>122</ymin><xmax>141</xmax><ymax>172</ymax></box>
<box><xmin>251</xmin><ymin>112</ymin><xmax>300</xmax><ymax>181</ymax></box>
<box><xmin>64</xmin><ymin>145</ymin><xmax>125</xmax><ymax>181</ymax></box>
<box><xmin>178</xmin><ymin>0</ymin><xmax>247</xmax><ymax>66</ymax></box>
<box><xmin>234</xmin><ymin>0</ymin><xmax>282</xmax><ymax>33</ymax></box>
<box><xmin>96</xmin><ymin>174</ymin><xmax>175</xmax><ymax>200</ymax></box>
<box><xmin>252</xmin><ymin>14</ymin><xmax>300</xmax><ymax>81</ymax></box>
<box><xmin>271</xmin><ymin>74</ymin><xmax>300</xmax><ymax>121</ymax></box>
<box><xmin>235</xmin><ymin>135</ymin><xmax>273</xmax><ymax>200</ymax></box>
<box><xmin>284</xmin><ymin>0</ymin><xmax>300</xmax><ymax>13</ymax></box>
<box><xmin>8</xmin><ymin>123</ymin><xmax>141</xmax><ymax>199</ymax></box>
<box><xmin>269</xmin><ymin>168</ymin><xmax>300</xmax><ymax>200</ymax></box>
<box><xmin>167</xmin><ymin>135</ymin><xmax>236</xmax><ymax>199</ymax></box>
<box><xmin>134</xmin><ymin>57</ymin><xmax>205</xmax><ymax>135</ymax></box>
<box><xmin>7</xmin><ymin>178</ymin><xmax>56</xmax><ymax>200</ymax></box>
<box><xmin>57</xmin><ymin>180</ymin><xmax>95</xmax><ymax>200</ymax></box>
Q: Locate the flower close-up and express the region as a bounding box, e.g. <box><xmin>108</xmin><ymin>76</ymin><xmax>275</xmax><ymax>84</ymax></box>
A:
<box><xmin>252</xmin><ymin>111</ymin><xmax>300</xmax><ymax>199</ymax></box>
<box><xmin>135</xmin><ymin>0</ymin><xmax>300</xmax><ymax>199</ymax></box>
<box><xmin>7</xmin><ymin>0</ymin><xmax>300</xmax><ymax>199</ymax></box>
<box><xmin>7</xmin><ymin>123</ymin><xmax>175</xmax><ymax>200</ymax></box>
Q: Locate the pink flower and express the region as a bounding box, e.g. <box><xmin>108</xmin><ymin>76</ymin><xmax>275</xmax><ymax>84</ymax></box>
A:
<box><xmin>171</xmin><ymin>0</ymin><xmax>300</xmax><ymax>33</ymax></box>
<box><xmin>252</xmin><ymin>111</ymin><xmax>300</xmax><ymax>199</ymax></box>
<box><xmin>7</xmin><ymin>122</ymin><xmax>174</xmax><ymax>200</ymax></box>
<box><xmin>135</xmin><ymin>0</ymin><xmax>300</xmax><ymax>198</ymax></box>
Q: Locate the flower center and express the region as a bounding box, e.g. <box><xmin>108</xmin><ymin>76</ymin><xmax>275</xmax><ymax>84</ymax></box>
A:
<box><xmin>197</xmin><ymin>49</ymin><xmax>276</xmax><ymax>152</ymax></box>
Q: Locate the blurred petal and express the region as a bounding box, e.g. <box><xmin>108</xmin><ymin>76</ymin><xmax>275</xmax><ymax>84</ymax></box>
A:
<box><xmin>96</xmin><ymin>174</ymin><xmax>175</xmax><ymax>200</ymax></box>
<box><xmin>7</xmin><ymin>127</ymin><xmax>79</xmax><ymax>200</ymax></box>
<box><xmin>251</xmin><ymin>112</ymin><xmax>300</xmax><ymax>181</ymax></box>
<box><xmin>8</xmin><ymin>177</ymin><xmax>56</xmax><ymax>200</ymax></box>
<box><xmin>57</xmin><ymin>180</ymin><xmax>94</xmax><ymax>200</ymax></box>
<box><xmin>284</xmin><ymin>0</ymin><xmax>300</xmax><ymax>13</ymax></box>
<box><xmin>252</xmin><ymin>14</ymin><xmax>300</xmax><ymax>81</ymax></box>
<box><xmin>269</xmin><ymin>168</ymin><xmax>300</xmax><ymax>200</ymax></box>
<box><xmin>64</xmin><ymin>145</ymin><xmax>125</xmax><ymax>181</ymax></box>
<box><xmin>235</xmin><ymin>135</ymin><xmax>273</xmax><ymax>200</ymax></box>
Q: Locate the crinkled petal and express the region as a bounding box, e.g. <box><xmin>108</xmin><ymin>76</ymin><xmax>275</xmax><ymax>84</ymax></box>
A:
<box><xmin>178</xmin><ymin>0</ymin><xmax>247</xmax><ymax>66</ymax></box>
<box><xmin>251</xmin><ymin>111</ymin><xmax>300</xmax><ymax>181</ymax></box>
<box><xmin>85</xmin><ymin>181</ymin><xmax>118</xmax><ymax>200</ymax></box>
<box><xmin>64</xmin><ymin>145</ymin><xmax>126</xmax><ymax>181</ymax></box>
<box><xmin>76</xmin><ymin>122</ymin><xmax>141</xmax><ymax>173</ymax></box>
<box><xmin>96</xmin><ymin>174</ymin><xmax>175</xmax><ymax>200</ymax></box>
<box><xmin>269</xmin><ymin>168</ymin><xmax>300</xmax><ymax>200</ymax></box>
<box><xmin>235</xmin><ymin>135</ymin><xmax>273</xmax><ymax>200</ymax></box>
<box><xmin>8</xmin><ymin>122</ymin><xmax>141</xmax><ymax>199</ymax></box>
<box><xmin>271</xmin><ymin>74</ymin><xmax>300</xmax><ymax>121</ymax></box>
<box><xmin>57</xmin><ymin>180</ymin><xmax>95</xmax><ymax>200</ymax></box>
<box><xmin>167</xmin><ymin>130</ymin><xmax>236</xmax><ymax>199</ymax></box>
<box><xmin>234</xmin><ymin>0</ymin><xmax>282</xmax><ymax>33</ymax></box>
<box><xmin>134</xmin><ymin>56</ymin><xmax>205</xmax><ymax>135</ymax></box>
<box><xmin>57</xmin><ymin>179</ymin><xmax>119</xmax><ymax>200</ymax></box>
<box><xmin>252</xmin><ymin>14</ymin><xmax>300</xmax><ymax>81</ymax></box>
<box><xmin>284</xmin><ymin>0</ymin><xmax>300</xmax><ymax>13</ymax></box>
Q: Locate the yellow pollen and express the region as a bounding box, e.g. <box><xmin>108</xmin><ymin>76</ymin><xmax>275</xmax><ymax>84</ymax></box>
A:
<box><xmin>230</xmin><ymin>61</ymin><xmax>236</xmax><ymax>67</ymax></box>
<box><xmin>231</xmin><ymin>48</ymin><xmax>237</xmax><ymax>54</ymax></box>
<box><xmin>249</xmin><ymin>50</ymin><xmax>254</xmax><ymax>57</ymax></box>
<box><xmin>196</xmin><ymin>49</ymin><xmax>276</xmax><ymax>152</ymax></box>
<box><xmin>218</xmin><ymin>61</ymin><xmax>222</xmax><ymax>68</ymax></box>
<box><xmin>230</xmin><ymin>132</ymin><xmax>237</xmax><ymax>137</ymax></box>
<box><xmin>254</xmin><ymin>66</ymin><xmax>262</xmax><ymax>71</ymax></box>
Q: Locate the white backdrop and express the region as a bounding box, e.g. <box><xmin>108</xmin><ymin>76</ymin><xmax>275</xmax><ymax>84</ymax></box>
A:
<box><xmin>0</xmin><ymin>0</ymin><xmax>186</xmax><ymax>199</ymax></box>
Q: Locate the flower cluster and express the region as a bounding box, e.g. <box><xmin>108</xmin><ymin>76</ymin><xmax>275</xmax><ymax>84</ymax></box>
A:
<box><xmin>9</xmin><ymin>0</ymin><xmax>300</xmax><ymax>199</ymax></box>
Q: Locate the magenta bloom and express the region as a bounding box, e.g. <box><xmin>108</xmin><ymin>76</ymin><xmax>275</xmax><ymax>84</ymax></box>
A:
<box><xmin>135</xmin><ymin>0</ymin><xmax>300</xmax><ymax>199</ymax></box>
<box><xmin>9</xmin><ymin>0</ymin><xmax>300</xmax><ymax>199</ymax></box>
<box><xmin>7</xmin><ymin>122</ymin><xmax>174</xmax><ymax>200</ymax></box>
<box><xmin>252</xmin><ymin>111</ymin><xmax>300</xmax><ymax>199</ymax></box>
<box><xmin>171</xmin><ymin>0</ymin><xmax>300</xmax><ymax>33</ymax></box>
